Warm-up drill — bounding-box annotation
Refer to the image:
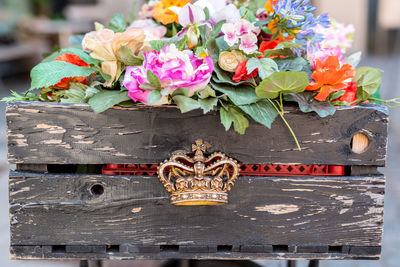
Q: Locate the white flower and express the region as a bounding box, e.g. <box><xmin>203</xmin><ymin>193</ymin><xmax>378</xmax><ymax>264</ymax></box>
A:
<box><xmin>221</xmin><ymin>23</ymin><xmax>238</xmax><ymax>47</ymax></box>
<box><xmin>169</xmin><ymin>3</ymin><xmax>206</xmax><ymax>27</ymax></box>
<box><xmin>235</xmin><ymin>19</ymin><xmax>257</xmax><ymax>36</ymax></box>
<box><xmin>194</xmin><ymin>0</ymin><xmax>240</xmax><ymax>23</ymax></box>
<box><xmin>239</xmin><ymin>33</ymin><xmax>258</xmax><ymax>55</ymax></box>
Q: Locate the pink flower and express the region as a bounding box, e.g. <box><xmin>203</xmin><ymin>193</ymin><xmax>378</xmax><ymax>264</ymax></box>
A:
<box><xmin>221</xmin><ymin>19</ymin><xmax>259</xmax><ymax>54</ymax></box>
<box><xmin>239</xmin><ymin>33</ymin><xmax>258</xmax><ymax>54</ymax></box>
<box><xmin>309</xmin><ymin>46</ymin><xmax>343</xmax><ymax>68</ymax></box>
<box><xmin>221</xmin><ymin>23</ymin><xmax>238</xmax><ymax>46</ymax></box>
<box><xmin>123</xmin><ymin>44</ymin><xmax>214</xmax><ymax>105</ymax></box>
<box><xmin>235</xmin><ymin>19</ymin><xmax>257</xmax><ymax>36</ymax></box>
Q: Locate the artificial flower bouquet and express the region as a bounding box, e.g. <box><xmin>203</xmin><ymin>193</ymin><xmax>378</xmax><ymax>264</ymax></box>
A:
<box><xmin>4</xmin><ymin>0</ymin><xmax>393</xmax><ymax>149</ymax></box>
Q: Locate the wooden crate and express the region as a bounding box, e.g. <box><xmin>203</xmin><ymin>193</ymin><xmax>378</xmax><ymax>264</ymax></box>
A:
<box><xmin>7</xmin><ymin>101</ymin><xmax>388</xmax><ymax>260</ymax></box>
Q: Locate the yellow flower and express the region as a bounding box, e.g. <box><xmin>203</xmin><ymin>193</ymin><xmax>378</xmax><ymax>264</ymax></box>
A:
<box><xmin>152</xmin><ymin>0</ymin><xmax>190</xmax><ymax>25</ymax></box>
<box><xmin>218</xmin><ymin>51</ymin><xmax>247</xmax><ymax>73</ymax></box>
<box><xmin>82</xmin><ymin>28</ymin><xmax>146</xmax><ymax>86</ymax></box>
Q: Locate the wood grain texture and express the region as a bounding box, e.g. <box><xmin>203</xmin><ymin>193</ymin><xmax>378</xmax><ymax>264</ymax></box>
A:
<box><xmin>6</xmin><ymin>101</ymin><xmax>388</xmax><ymax>165</ymax></box>
<box><xmin>9</xmin><ymin>172</ymin><xmax>385</xmax><ymax>248</ymax></box>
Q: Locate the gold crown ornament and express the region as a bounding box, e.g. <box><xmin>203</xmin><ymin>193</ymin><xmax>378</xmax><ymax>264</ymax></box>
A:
<box><xmin>157</xmin><ymin>140</ymin><xmax>240</xmax><ymax>206</ymax></box>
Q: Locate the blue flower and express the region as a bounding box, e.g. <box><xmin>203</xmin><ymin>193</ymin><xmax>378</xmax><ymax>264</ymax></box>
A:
<box><xmin>272</xmin><ymin>0</ymin><xmax>330</xmax><ymax>41</ymax></box>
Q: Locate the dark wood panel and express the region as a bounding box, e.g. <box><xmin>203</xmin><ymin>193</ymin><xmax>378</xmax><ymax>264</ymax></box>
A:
<box><xmin>10</xmin><ymin>245</ymin><xmax>381</xmax><ymax>260</ymax></box>
<box><xmin>6</xmin><ymin>101</ymin><xmax>388</xmax><ymax>165</ymax></box>
<box><xmin>9</xmin><ymin>172</ymin><xmax>385</xmax><ymax>247</ymax></box>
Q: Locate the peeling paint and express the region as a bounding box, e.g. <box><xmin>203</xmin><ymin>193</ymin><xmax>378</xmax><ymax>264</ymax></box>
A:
<box><xmin>255</xmin><ymin>204</ymin><xmax>299</xmax><ymax>214</ymax></box>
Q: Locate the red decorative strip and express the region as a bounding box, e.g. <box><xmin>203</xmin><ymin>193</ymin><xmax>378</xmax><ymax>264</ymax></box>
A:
<box><xmin>102</xmin><ymin>164</ymin><xmax>345</xmax><ymax>177</ymax></box>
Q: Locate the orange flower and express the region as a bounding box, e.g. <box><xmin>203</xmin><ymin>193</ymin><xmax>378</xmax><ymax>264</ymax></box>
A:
<box><xmin>153</xmin><ymin>0</ymin><xmax>190</xmax><ymax>25</ymax></box>
<box><xmin>306</xmin><ymin>56</ymin><xmax>355</xmax><ymax>101</ymax></box>
<box><xmin>54</xmin><ymin>54</ymin><xmax>89</xmax><ymax>89</ymax></box>
<box><xmin>265</xmin><ymin>0</ymin><xmax>278</xmax><ymax>13</ymax></box>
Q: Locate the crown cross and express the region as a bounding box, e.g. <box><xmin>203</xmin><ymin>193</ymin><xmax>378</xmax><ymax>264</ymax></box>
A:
<box><xmin>158</xmin><ymin>140</ymin><xmax>239</xmax><ymax>206</ymax></box>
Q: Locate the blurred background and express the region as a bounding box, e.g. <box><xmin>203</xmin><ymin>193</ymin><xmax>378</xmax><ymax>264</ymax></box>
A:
<box><xmin>0</xmin><ymin>0</ymin><xmax>399</xmax><ymax>266</ymax></box>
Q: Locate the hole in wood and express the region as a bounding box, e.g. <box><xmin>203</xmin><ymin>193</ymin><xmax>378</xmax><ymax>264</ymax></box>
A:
<box><xmin>90</xmin><ymin>184</ymin><xmax>104</xmax><ymax>196</ymax></box>
<box><xmin>217</xmin><ymin>245</ymin><xmax>233</xmax><ymax>252</ymax></box>
<box><xmin>52</xmin><ymin>245</ymin><xmax>66</xmax><ymax>254</ymax></box>
<box><xmin>272</xmin><ymin>245</ymin><xmax>289</xmax><ymax>253</ymax></box>
<box><xmin>160</xmin><ymin>245</ymin><xmax>179</xmax><ymax>252</ymax></box>
<box><xmin>106</xmin><ymin>245</ymin><xmax>119</xmax><ymax>253</ymax></box>
<box><xmin>351</xmin><ymin>133</ymin><xmax>370</xmax><ymax>154</ymax></box>
<box><xmin>329</xmin><ymin>246</ymin><xmax>343</xmax><ymax>253</ymax></box>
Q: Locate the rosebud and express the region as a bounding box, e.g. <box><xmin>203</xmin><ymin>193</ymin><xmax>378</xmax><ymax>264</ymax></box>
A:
<box><xmin>187</xmin><ymin>26</ymin><xmax>199</xmax><ymax>49</ymax></box>
<box><xmin>218</xmin><ymin>50</ymin><xmax>247</xmax><ymax>72</ymax></box>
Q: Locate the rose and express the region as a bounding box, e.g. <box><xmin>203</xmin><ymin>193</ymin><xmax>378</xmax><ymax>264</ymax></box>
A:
<box><xmin>123</xmin><ymin>44</ymin><xmax>214</xmax><ymax>105</ymax></box>
<box><xmin>218</xmin><ymin>51</ymin><xmax>247</xmax><ymax>72</ymax></box>
<box><xmin>232</xmin><ymin>61</ymin><xmax>258</xmax><ymax>82</ymax></box>
<box><xmin>54</xmin><ymin>54</ymin><xmax>89</xmax><ymax>89</ymax></box>
<box><xmin>82</xmin><ymin>28</ymin><xmax>146</xmax><ymax>86</ymax></box>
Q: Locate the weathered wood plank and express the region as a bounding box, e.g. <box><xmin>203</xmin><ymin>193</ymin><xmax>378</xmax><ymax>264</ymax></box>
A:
<box><xmin>6</xmin><ymin>101</ymin><xmax>388</xmax><ymax>165</ymax></box>
<box><xmin>9</xmin><ymin>172</ymin><xmax>385</xmax><ymax>247</ymax></box>
<box><xmin>10</xmin><ymin>245</ymin><xmax>381</xmax><ymax>260</ymax></box>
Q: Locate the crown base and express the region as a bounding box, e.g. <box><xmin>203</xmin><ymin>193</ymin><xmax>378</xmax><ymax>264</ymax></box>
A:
<box><xmin>171</xmin><ymin>191</ymin><xmax>228</xmax><ymax>206</ymax></box>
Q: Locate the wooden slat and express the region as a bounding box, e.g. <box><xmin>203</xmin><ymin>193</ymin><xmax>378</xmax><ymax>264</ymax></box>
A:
<box><xmin>10</xmin><ymin>245</ymin><xmax>381</xmax><ymax>260</ymax></box>
<box><xmin>6</xmin><ymin>101</ymin><xmax>388</xmax><ymax>165</ymax></box>
<box><xmin>9</xmin><ymin>172</ymin><xmax>385</xmax><ymax>247</ymax></box>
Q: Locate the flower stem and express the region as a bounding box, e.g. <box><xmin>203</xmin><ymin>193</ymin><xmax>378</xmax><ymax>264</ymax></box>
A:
<box><xmin>268</xmin><ymin>98</ymin><xmax>302</xmax><ymax>151</ymax></box>
<box><xmin>369</xmin><ymin>97</ymin><xmax>400</xmax><ymax>108</ymax></box>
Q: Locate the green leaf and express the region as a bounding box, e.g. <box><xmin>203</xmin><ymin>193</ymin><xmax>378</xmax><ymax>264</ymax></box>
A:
<box><xmin>328</xmin><ymin>90</ymin><xmax>346</xmax><ymax>101</ymax></box>
<box><xmin>173</xmin><ymin>95</ymin><xmax>201</xmax><ymax>113</ymax></box>
<box><xmin>204</xmin><ymin>7</ymin><xmax>210</xmax><ymax>21</ymax></box>
<box><xmin>285</xmin><ymin>92</ymin><xmax>336</xmax><ymax>118</ymax></box>
<box><xmin>216</xmin><ymin>36</ymin><xmax>229</xmax><ymax>52</ymax></box>
<box><xmin>212</xmin><ymin>65</ymin><xmax>249</xmax><ymax>86</ymax></box>
<box><xmin>1</xmin><ymin>90</ymin><xmax>40</xmax><ymax>102</ymax></box>
<box><xmin>197</xmin><ymin>86</ymin><xmax>216</xmax><ymax>99</ymax></box>
<box><xmin>220</xmin><ymin>106</ymin><xmax>249</xmax><ymax>135</ymax></box>
<box><xmin>210</xmin><ymin>20</ymin><xmax>225</xmax><ymax>40</ymax></box>
<box><xmin>248</xmin><ymin>0</ymin><xmax>268</xmax><ymax>12</ymax></box>
<box><xmin>274</xmin><ymin>57</ymin><xmax>312</xmax><ymax>79</ymax></box>
<box><xmin>345</xmin><ymin>51</ymin><xmax>362</xmax><ymax>67</ymax></box>
<box><xmin>239</xmin><ymin>7</ymin><xmax>256</xmax><ymax>22</ymax></box>
<box><xmin>264</xmin><ymin>42</ymin><xmax>300</xmax><ymax>58</ymax></box>
<box><xmin>198</xmin><ymin>98</ymin><xmax>218</xmax><ymax>114</ymax></box>
<box><xmin>211</xmin><ymin>81</ymin><xmax>260</xmax><ymax>106</ymax></box>
<box><xmin>118</xmin><ymin>47</ymin><xmax>144</xmax><ymax>66</ymax></box>
<box><xmin>42</xmin><ymin>47</ymin><xmax>99</xmax><ymax>65</ymax></box>
<box><xmin>30</xmin><ymin>61</ymin><xmax>96</xmax><ymax>90</ymax></box>
<box><xmin>255</xmin><ymin>71</ymin><xmax>309</xmax><ymax>99</ymax></box>
<box><xmin>88</xmin><ymin>90</ymin><xmax>131</xmax><ymax>113</ymax></box>
<box><xmin>108</xmin><ymin>14</ymin><xmax>126</xmax><ymax>32</ymax></box>
<box><xmin>172</xmin><ymin>87</ymin><xmax>190</xmax><ymax>97</ymax></box>
<box><xmin>246</xmin><ymin>58</ymin><xmax>278</xmax><ymax>80</ymax></box>
<box><xmin>147</xmin><ymin>70</ymin><xmax>161</xmax><ymax>89</ymax></box>
<box><xmin>254</xmin><ymin>17</ymin><xmax>273</xmax><ymax>27</ymax></box>
<box><xmin>147</xmin><ymin>90</ymin><xmax>162</xmax><ymax>105</ymax></box>
<box><xmin>354</xmin><ymin>67</ymin><xmax>382</xmax><ymax>101</ymax></box>
<box><xmin>239</xmin><ymin>100</ymin><xmax>278</xmax><ymax>129</ymax></box>
<box><xmin>150</xmin><ymin>40</ymin><xmax>168</xmax><ymax>51</ymax></box>
<box><xmin>139</xmin><ymin>83</ymin><xmax>157</xmax><ymax>90</ymax></box>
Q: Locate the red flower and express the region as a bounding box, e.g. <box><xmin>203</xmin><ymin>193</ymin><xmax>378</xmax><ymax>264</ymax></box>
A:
<box><xmin>54</xmin><ymin>54</ymin><xmax>90</xmax><ymax>89</ymax></box>
<box><xmin>332</xmin><ymin>82</ymin><xmax>368</xmax><ymax>106</ymax></box>
<box><xmin>232</xmin><ymin>61</ymin><xmax>258</xmax><ymax>82</ymax></box>
<box><xmin>259</xmin><ymin>40</ymin><xmax>281</xmax><ymax>54</ymax></box>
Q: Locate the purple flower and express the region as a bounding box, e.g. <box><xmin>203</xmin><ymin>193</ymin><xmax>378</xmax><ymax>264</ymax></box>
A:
<box><xmin>123</xmin><ymin>44</ymin><xmax>214</xmax><ymax>105</ymax></box>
